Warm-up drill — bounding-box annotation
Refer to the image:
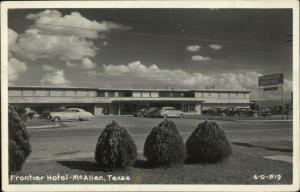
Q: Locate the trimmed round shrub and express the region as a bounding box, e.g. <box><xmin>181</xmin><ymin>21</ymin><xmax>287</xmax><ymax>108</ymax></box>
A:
<box><xmin>9</xmin><ymin>105</ymin><xmax>31</xmax><ymax>173</ymax></box>
<box><xmin>95</xmin><ymin>121</ymin><xmax>137</xmax><ymax>171</ymax></box>
<box><xmin>144</xmin><ymin>119</ymin><xmax>186</xmax><ymax>166</ymax></box>
<box><xmin>186</xmin><ymin>121</ymin><xmax>232</xmax><ymax>163</ymax></box>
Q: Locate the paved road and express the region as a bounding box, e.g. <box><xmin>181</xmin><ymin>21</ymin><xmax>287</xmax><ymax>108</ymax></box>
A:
<box><xmin>27</xmin><ymin>116</ymin><xmax>293</xmax><ymax>162</ymax></box>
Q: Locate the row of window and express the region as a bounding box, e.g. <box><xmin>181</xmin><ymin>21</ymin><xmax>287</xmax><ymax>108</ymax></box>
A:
<box><xmin>8</xmin><ymin>90</ymin><xmax>249</xmax><ymax>99</ymax></box>
<box><xmin>9</xmin><ymin>90</ymin><xmax>96</xmax><ymax>97</ymax></box>
<box><xmin>195</xmin><ymin>92</ymin><xmax>249</xmax><ymax>99</ymax></box>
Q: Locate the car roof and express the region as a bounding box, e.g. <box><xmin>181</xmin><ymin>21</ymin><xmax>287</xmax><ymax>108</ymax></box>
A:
<box><xmin>66</xmin><ymin>108</ymin><xmax>84</xmax><ymax>111</ymax></box>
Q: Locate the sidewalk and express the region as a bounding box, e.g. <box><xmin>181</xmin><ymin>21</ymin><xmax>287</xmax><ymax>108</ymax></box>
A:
<box><xmin>26</xmin><ymin>119</ymin><xmax>60</xmax><ymax>129</ymax></box>
<box><xmin>27</xmin><ymin>124</ymin><xmax>60</xmax><ymax>129</ymax></box>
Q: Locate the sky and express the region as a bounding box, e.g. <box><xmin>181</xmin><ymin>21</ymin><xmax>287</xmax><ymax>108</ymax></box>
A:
<box><xmin>8</xmin><ymin>9</ymin><xmax>293</xmax><ymax>99</ymax></box>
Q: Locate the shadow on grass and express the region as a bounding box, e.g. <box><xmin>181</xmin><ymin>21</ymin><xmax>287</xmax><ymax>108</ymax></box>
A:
<box><xmin>57</xmin><ymin>159</ymin><xmax>158</xmax><ymax>172</ymax></box>
<box><xmin>232</xmin><ymin>142</ymin><xmax>255</xmax><ymax>147</ymax></box>
<box><xmin>134</xmin><ymin>159</ymin><xmax>159</xmax><ymax>169</ymax></box>
<box><xmin>232</xmin><ymin>142</ymin><xmax>293</xmax><ymax>152</ymax></box>
<box><xmin>134</xmin><ymin>159</ymin><xmax>186</xmax><ymax>169</ymax></box>
<box><xmin>57</xmin><ymin>160</ymin><xmax>102</xmax><ymax>172</ymax></box>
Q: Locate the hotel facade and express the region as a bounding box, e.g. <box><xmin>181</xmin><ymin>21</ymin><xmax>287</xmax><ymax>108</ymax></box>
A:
<box><xmin>8</xmin><ymin>86</ymin><xmax>251</xmax><ymax>115</ymax></box>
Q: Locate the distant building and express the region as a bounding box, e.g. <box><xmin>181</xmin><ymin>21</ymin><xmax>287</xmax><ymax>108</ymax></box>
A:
<box><xmin>8</xmin><ymin>86</ymin><xmax>251</xmax><ymax>115</ymax></box>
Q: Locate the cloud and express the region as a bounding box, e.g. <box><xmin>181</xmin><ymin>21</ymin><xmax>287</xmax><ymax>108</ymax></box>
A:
<box><xmin>26</xmin><ymin>10</ymin><xmax>130</xmax><ymax>39</ymax></box>
<box><xmin>42</xmin><ymin>64</ymin><xmax>57</xmax><ymax>71</ymax></box>
<box><xmin>8</xmin><ymin>29</ymin><xmax>28</xmax><ymax>84</ymax></box>
<box><xmin>81</xmin><ymin>58</ymin><xmax>96</xmax><ymax>69</ymax></box>
<box><xmin>186</xmin><ymin>45</ymin><xmax>201</xmax><ymax>52</ymax></box>
<box><xmin>102</xmin><ymin>61</ymin><xmax>259</xmax><ymax>90</ymax></box>
<box><xmin>91</xmin><ymin>61</ymin><xmax>293</xmax><ymax>99</ymax></box>
<box><xmin>103</xmin><ymin>41</ymin><xmax>108</xmax><ymax>46</ymax></box>
<box><xmin>191</xmin><ymin>55</ymin><xmax>211</xmax><ymax>61</ymax></box>
<box><xmin>8</xmin><ymin>28</ymin><xmax>18</xmax><ymax>50</ymax></box>
<box><xmin>11</xmin><ymin>9</ymin><xmax>130</xmax><ymax>65</ymax></box>
<box><xmin>8</xmin><ymin>58</ymin><xmax>27</xmax><ymax>82</ymax></box>
<box><xmin>14</xmin><ymin>28</ymin><xmax>97</xmax><ymax>61</ymax></box>
<box><xmin>66</xmin><ymin>61</ymin><xmax>77</xmax><ymax>67</ymax></box>
<box><xmin>41</xmin><ymin>69</ymin><xmax>71</xmax><ymax>86</ymax></box>
<box><xmin>209</xmin><ymin>44</ymin><xmax>223</xmax><ymax>50</ymax></box>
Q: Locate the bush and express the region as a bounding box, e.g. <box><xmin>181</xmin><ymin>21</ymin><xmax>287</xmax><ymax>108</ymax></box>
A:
<box><xmin>9</xmin><ymin>105</ymin><xmax>31</xmax><ymax>173</ymax></box>
<box><xmin>95</xmin><ymin>121</ymin><xmax>137</xmax><ymax>171</ymax></box>
<box><xmin>144</xmin><ymin>119</ymin><xmax>186</xmax><ymax>166</ymax></box>
<box><xmin>186</xmin><ymin>121</ymin><xmax>232</xmax><ymax>163</ymax></box>
<box><xmin>13</xmin><ymin>106</ymin><xmax>27</xmax><ymax>122</ymax></box>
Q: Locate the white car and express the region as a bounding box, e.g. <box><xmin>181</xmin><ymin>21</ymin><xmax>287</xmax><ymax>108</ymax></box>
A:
<box><xmin>49</xmin><ymin>108</ymin><xmax>94</xmax><ymax>122</ymax></box>
<box><xmin>155</xmin><ymin>107</ymin><xmax>184</xmax><ymax>118</ymax></box>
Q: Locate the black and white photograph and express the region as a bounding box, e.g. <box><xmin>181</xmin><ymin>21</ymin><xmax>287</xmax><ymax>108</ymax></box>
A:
<box><xmin>1</xmin><ymin>0</ymin><xmax>299</xmax><ymax>191</ymax></box>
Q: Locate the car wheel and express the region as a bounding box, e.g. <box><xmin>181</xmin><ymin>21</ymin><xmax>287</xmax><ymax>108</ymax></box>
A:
<box><xmin>163</xmin><ymin>114</ymin><xmax>168</xmax><ymax>118</ymax></box>
<box><xmin>53</xmin><ymin>117</ymin><xmax>60</xmax><ymax>122</ymax></box>
<box><xmin>179</xmin><ymin>114</ymin><xmax>183</xmax><ymax>118</ymax></box>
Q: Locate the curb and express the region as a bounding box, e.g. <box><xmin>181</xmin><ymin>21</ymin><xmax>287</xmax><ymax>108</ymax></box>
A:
<box><xmin>27</xmin><ymin>124</ymin><xmax>60</xmax><ymax>129</ymax></box>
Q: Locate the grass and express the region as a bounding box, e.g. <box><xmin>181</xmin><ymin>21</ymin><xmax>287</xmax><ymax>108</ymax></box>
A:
<box><xmin>9</xmin><ymin>116</ymin><xmax>292</xmax><ymax>184</ymax></box>
<box><xmin>26</xmin><ymin>118</ymin><xmax>58</xmax><ymax>127</ymax></box>
<box><xmin>10</xmin><ymin>144</ymin><xmax>292</xmax><ymax>184</ymax></box>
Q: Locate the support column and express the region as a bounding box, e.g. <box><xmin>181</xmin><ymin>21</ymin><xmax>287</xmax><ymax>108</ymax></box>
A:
<box><xmin>118</xmin><ymin>103</ymin><xmax>121</xmax><ymax>115</ymax></box>
<box><xmin>195</xmin><ymin>103</ymin><xmax>202</xmax><ymax>115</ymax></box>
<box><xmin>94</xmin><ymin>104</ymin><xmax>104</xmax><ymax>115</ymax></box>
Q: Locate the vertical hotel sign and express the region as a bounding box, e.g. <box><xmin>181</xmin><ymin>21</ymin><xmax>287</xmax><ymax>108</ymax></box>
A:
<box><xmin>258</xmin><ymin>73</ymin><xmax>284</xmax><ymax>119</ymax></box>
<box><xmin>258</xmin><ymin>73</ymin><xmax>284</xmax><ymax>87</ymax></box>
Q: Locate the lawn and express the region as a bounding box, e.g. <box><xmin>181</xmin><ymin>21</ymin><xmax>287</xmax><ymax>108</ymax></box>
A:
<box><xmin>10</xmin><ymin>144</ymin><xmax>292</xmax><ymax>184</ymax></box>
<box><xmin>9</xmin><ymin>116</ymin><xmax>293</xmax><ymax>184</ymax></box>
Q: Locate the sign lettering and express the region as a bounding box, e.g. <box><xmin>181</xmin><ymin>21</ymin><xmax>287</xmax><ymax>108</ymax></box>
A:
<box><xmin>258</xmin><ymin>73</ymin><xmax>283</xmax><ymax>86</ymax></box>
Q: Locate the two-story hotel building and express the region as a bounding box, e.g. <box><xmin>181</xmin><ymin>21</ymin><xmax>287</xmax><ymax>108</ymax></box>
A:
<box><xmin>8</xmin><ymin>86</ymin><xmax>251</xmax><ymax>115</ymax></box>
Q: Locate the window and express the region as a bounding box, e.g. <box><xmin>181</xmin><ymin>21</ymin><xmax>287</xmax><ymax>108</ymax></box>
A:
<box><xmin>88</xmin><ymin>91</ymin><xmax>95</xmax><ymax>97</ymax></box>
<box><xmin>118</xmin><ymin>91</ymin><xmax>132</xmax><ymax>97</ymax></box>
<box><xmin>97</xmin><ymin>91</ymin><xmax>105</xmax><ymax>97</ymax></box>
<box><xmin>35</xmin><ymin>90</ymin><xmax>49</xmax><ymax>96</ymax></box>
<box><xmin>65</xmin><ymin>91</ymin><xmax>76</xmax><ymax>96</ymax></box>
<box><xmin>133</xmin><ymin>92</ymin><xmax>141</xmax><ymax>97</ymax></box>
<box><xmin>172</xmin><ymin>92</ymin><xmax>182</xmax><ymax>97</ymax></box>
<box><xmin>108</xmin><ymin>91</ymin><xmax>115</xmax><ymax>97</ymax></box>
<box><xmin>142</xmin><ymin>92</ymin><xmax>150</xmax><ymax>97</ymax></box>
<box><xmin>150</xmin><ymin>92</ymin><xmax>159</xmax><ymax>97</ymax></box>
<box><xmin>159</xmin><ymin>92</ymin><xmax>170</xmax><ymax>97</ymax></box>
<box><xmin>77</xmin><ymin>91</ymin><xmax>88</xmax><ymax>96</ymax></box>
<box><xmin>23</xmin><ymin>90</ymin><xmax>34</xmax><ymax>96</ymax></box>
<box><xmin>50</xmin><ymin>91</ymin><xmax>64</xmax><ymax>96</ymax></box>
<box><xmin>8</xmin><ymin>90</ymin><xmax>22</xmax><ymax>96</ymax></box>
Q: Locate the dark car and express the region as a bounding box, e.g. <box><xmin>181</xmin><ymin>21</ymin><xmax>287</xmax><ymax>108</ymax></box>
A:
<box><xmin>145</xmin><ymin>107</ymin><xmax>159</xmax><ymax>118</ymax></box>
<box><xmin>133</xmin><ymin>108</ymin><xmax>146</xmax><ymax>117</ymax></box>
<box><xmin>260</xmin><ymin>108</ymin><xmax>271</xmax><ymax>117</ymax></box>
<box><xmin>135</xmin><ymin>107</ymin><xmax>158</xmax><ymax>118</ymax></box>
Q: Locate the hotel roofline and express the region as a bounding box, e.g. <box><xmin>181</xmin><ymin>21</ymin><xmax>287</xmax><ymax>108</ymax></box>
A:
<box><xmin>8</xmin><ymin>86</ymin><xmax>250</xmax><ymax>93</ymax></box>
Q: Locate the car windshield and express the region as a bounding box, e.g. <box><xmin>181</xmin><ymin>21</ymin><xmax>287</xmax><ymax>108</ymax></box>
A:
<box><xmin>65</xmin><ymin>109</ymin><xmax>81</xmax><ymax>112</ymax></box>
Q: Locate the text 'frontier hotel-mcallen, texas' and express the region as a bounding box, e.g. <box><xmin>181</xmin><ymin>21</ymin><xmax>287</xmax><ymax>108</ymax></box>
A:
<box><xmin>8</xmin><ymin>86</ymin><xmax>250</xmax><ymax>115</ymax></box>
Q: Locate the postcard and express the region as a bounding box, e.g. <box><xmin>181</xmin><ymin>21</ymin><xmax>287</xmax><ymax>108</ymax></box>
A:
<box><xmin>1</xmin><ymin>0</ymin><xmax>299</xmax><ymax>191</ymax></box>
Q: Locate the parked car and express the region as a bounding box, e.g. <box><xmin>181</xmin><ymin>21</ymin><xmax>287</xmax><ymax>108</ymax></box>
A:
<box><xmin>153</xmin><ymin>107</ymin><xmax>184</xmax><ymax>118</ymax></box>
<box><xmin>49</xmin><ymin>108</ymin><xmax>94</xmax><ymax>122</ymax></box>
<box><xmin>144</xmin><ymin>107</ymin><xmax>158</xmax><ymax>118</ymax></box>
<box><xmin>134</xmin><ymin>108</ymin><xmax>146</xmax><ymax>117</ymax></box>
<box><xmin>26</xmin><ymin>110</ymin><xmax>40</xmax><ymax>119</ymax></box>
<box><xmin>260</xmin><ymin>108</ymin><xmax>271</xmax><ymax>117</ymax></box>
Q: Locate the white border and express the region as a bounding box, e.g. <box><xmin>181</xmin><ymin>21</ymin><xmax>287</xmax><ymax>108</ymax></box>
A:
<box><xmin>1</xmin><ymin>1</ymin><xmax>299</xmax><ymax>191</ymax></box>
